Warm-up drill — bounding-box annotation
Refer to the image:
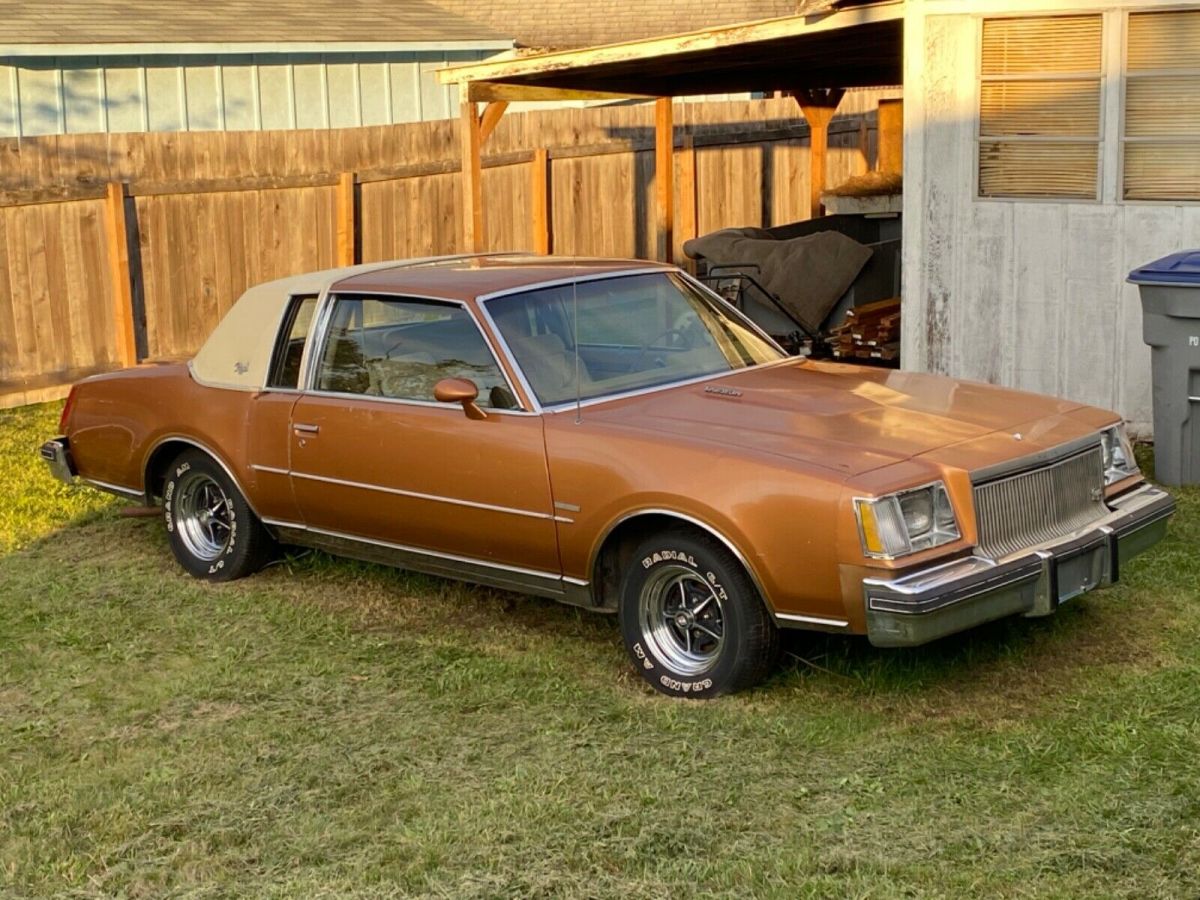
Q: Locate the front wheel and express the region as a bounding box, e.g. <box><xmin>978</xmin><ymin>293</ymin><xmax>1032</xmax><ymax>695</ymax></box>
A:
<box><xmin>162</xmin><ymin>449</ymin><xmax>273</xmax><ymax>581</ymax></box>
<box><xmin>619</xmin><ymin>530</ymin><xmax>779</xmax><ymax>698</ymax></box>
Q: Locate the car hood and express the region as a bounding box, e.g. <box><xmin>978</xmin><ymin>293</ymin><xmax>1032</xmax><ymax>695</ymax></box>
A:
<box><xmin>582</xmin><ymin>359</ymin><xmax>1106</xmax><ymax>478</ymax></box>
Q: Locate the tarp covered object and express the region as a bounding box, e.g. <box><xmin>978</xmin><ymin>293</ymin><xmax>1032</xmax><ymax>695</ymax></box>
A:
<box><xmin>683</xmin><ymin>228</ymin><xmax>872</xmax><ymax>333</ymax></box>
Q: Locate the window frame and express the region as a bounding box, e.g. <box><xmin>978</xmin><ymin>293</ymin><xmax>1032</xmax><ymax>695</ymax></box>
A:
<box><xmin>264</xmin><ymin>293</ymin><xmax>319</xmax><ymax>392</ymax></box>
<box><xmin>301</xmin><ymin>290</ymin><xmax>531</xmax><ymax>414</ymax></box>
<box><xmin>974</xmin><ymin>11</ymin><xmax>1107</xmax><ymax>204</ymax></box>
<box><xmin>1118</xmin><ymin>6</ymin><xmax>1200</xmax><ymax>206</ymax></box>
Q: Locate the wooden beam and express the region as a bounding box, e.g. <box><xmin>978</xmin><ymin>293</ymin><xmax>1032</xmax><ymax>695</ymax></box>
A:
<box><xmin>530</xmin><ymin>147</ymin><xmax>551</xmax><ymax>255</ymax></box>
<box><xmin>102</xmin><ymin>182</ymin><xmax>138</xmax><ymax>368</ymax></box>
<box><xmin>460</xmin><ymin>98</ymin><xmax>484</xmax><ymax>253</ymax></box>
<box><xmin>467</xmin><ymin>82</ymin><xmax>655</xmax><ymax>103</ymax></box>
<box><xmin>877</xmin><ymin>98</ymin><xmax>903</xmax><ymax>176</ymax></box>
<box><xmin>435</xmin><ymin>5</ymin><xmax>903</xmax><ymax>86</ymax></box>
<box><xmin>335</xmin><ymin>172</ymin><xmax>357</xmax><ymax>267</ymax></box>
<box><xmin>655</xmin><ymin>97</ymin><xmax>674</xmax><ymax>264</ymax></box>
<box><xmin>677</xmin><ymin>136</ymin><xmax>697</xmax><ymax>271</ymax></box>
<box><xmin>478</xmin><ymin>101</ymin><xmax>509</xmax><ymax>143</ymax></box>
<box><xmin>793</xmin><ymin>87</ymin><xmax>844</xmax><ymax>219</ymax></box>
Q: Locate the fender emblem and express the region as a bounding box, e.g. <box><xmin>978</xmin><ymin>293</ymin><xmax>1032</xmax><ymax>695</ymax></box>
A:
<box><xmin>704</xmin><ymin>385</ymin><xmax>742</xmax><ymax>398</ymax></box>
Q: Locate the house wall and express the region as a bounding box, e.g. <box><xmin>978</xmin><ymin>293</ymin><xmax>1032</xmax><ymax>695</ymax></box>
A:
<box><xmin>0</xmin><ymin>51</ymin><xmax>495</xmax><ymax>136</ymax></box>
<box><xmin>903</xmin><ymin>0</ymin><xmax>1200</xmax><ymax>435</ymax></box>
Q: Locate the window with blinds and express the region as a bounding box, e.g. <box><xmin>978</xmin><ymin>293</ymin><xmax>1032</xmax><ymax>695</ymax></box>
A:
<box><xmin>978</xmin><ymin>15</ymin><xmax>1103</xmax><ymax>200</ymax></box>
<box><xmin>1124</xmin><ymin>10</ymin><xmax>1200</xmax><ymax>201</ymax></box>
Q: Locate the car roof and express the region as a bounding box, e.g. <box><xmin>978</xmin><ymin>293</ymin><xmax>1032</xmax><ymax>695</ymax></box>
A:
<box><xmin>190</xmin><ymin>254</ymin><xmax>676</xmax><ymax>392</ymax></box>
<box><xmin>331</xmin><ymin>254</ymin><xmax>674</xmax><ymax>301</ymax></box>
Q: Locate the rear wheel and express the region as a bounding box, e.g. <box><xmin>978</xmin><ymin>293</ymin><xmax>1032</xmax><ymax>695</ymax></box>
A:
<box><xmin>619</xmin><ymin>530</ymin><xmax>779</xmax><ymax>698</ymax></box>
<box><xmin>162</xmin><ymin>449</ymin><xmax>273</xmax><ymax>581</ymax></box>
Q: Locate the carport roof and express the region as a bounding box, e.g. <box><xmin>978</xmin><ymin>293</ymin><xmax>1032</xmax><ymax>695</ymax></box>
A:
<box><xmin>436</xmin><ymin>2</ymin><xmax>903</xmax><ymax>98</ymax></box>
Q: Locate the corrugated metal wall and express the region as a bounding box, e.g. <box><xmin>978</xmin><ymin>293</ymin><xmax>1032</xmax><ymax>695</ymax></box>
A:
<box><xmin>0</xmin><ymin>51</ymin><xmax>494</xmax><ymax>136</ymax></box>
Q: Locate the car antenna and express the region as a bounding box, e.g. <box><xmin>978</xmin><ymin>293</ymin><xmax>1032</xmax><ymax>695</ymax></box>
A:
<box><xmin>572</xmin><ymin>263</ymin><xmax>582</xmax><ymax>424</ymax></box>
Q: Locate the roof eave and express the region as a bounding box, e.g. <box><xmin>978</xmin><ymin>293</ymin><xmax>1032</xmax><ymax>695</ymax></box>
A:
<box><xmin>1</xmin><ymin>39</ymin><xmax>515</xmax><ymax>58</ymax></box>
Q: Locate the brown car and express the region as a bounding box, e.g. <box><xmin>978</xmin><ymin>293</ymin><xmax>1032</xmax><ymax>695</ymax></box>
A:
<box><xmin>41</xmin><ymin>254</ymin><xmax>1175</xmax><ymax>697</ymax></box>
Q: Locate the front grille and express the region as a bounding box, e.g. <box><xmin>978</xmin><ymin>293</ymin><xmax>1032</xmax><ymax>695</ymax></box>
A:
<box><xmin>973</xmin><ymin>446</ymin><xmax>1107</xmax><ymax>559</ymax></box>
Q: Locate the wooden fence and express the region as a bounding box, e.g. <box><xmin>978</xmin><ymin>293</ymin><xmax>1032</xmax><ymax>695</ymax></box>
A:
<box><xmin>0</xmin><ymin>91</ymin><xmax>897</xmax><ymax>406</ymax></box>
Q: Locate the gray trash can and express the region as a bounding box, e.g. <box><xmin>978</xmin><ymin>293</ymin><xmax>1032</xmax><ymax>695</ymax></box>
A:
<box><xmin>1127</xmin><ymin>250</ymin><xmax>1200</xmax><ymax>486</ymax></box>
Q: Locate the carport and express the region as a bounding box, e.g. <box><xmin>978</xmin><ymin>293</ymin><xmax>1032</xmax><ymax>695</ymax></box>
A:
<box><xmin>436</xmin><ymin>1</ymin><xmax>903</xmax><ymax>259</ymax></box>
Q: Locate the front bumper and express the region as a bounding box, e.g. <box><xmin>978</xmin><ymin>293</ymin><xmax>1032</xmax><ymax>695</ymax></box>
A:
<box><xmin>864</xmin><ymin>483</ymin><xmax>1176</xmax><ymax>648</ymax></box>
<box><xmin>40</xmin><ymin>437</ymin><xmax>76</xmax><ymax>485</ymax></box>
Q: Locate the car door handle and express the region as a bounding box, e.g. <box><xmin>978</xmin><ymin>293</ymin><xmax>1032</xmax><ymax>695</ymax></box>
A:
<box><xmin>293</xmin><ymin>423</ymin><xmax>320</xmax><ymax>435</ymax></box>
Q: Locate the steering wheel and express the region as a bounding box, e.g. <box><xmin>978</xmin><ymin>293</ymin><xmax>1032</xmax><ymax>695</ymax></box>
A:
<box><xmin>635</xmin><ymin>328</ymin><xmax>690</xmax><ymax>369</ymax></box>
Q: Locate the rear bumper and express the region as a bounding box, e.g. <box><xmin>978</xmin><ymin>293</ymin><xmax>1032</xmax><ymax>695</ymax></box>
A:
<box><xmin>40</xmin><ymin>437</ymin><xmax>76</xmax><ymax>485</ymax></box>
<box><xmin>864</xmin><ymin>483</ymin><xmax>1175</xmax><ymax>648</ymax></box>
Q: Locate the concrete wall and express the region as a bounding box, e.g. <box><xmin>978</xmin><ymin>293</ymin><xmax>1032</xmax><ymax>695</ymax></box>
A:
<box><xmin>903</xmin><ymin>0</ymin><xmax>1200</xmax><ymax>434</ymax></box>
<box><xmin>0</xmin><ymin>51</ymin><xmax>494</xmax><ymax>136</ymax></box>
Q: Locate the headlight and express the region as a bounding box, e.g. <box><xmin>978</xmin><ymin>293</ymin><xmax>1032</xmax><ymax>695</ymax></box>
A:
<box><xmin>1100</xmin><ymin>424</ymin><xmax>1139</xmax><ymax>485</ymax></box>
<box><xmin>855</xmin><ymin>481</ymin><xmax>960</xmax><ymax>559</ymax></box>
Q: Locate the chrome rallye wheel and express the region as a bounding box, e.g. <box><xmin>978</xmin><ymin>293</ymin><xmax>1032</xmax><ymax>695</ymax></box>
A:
<box><xmin>619</xmin><ymin>530</ymin><xmax>778</xmax><ymax>698</ymax></box>
<box><xmin>163</xmin><ymin>449</ymin><xmax>273</xmax><ymax>581</ymax></box>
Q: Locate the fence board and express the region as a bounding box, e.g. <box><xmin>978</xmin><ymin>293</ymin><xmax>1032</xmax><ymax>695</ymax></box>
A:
<box><xmin>0</xmin><ymin>91</ymin><xmax>899</xmax><ymax>394</ymax></box>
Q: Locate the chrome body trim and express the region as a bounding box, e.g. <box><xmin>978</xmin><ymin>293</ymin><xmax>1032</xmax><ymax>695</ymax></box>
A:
<box><xmin>473</xmin><ymin>266</ymin><xmax>671</xmax><ymax>302</ymax></box>
<box><xmin>288</xmin><ymin>389</ymin><xmax>536</xmax><ymax>417</ymax></box>
<box><xmin>82</xmin><ymin>477</ymin><xmax>145</xmax><ymax>502</ymax></box>
<box><xmin>969</xmin><ymin>433</ymin><xmax>1104</xmax><ymax>485</ymax></box>
<box><xmin>476</xmin><ymin>267</ymin><xmax>790</xmax><ymax>415</ymax></box>
<box><xmin>590</xmin><ymin>507</ymin><xmax>782</xmax><ymax>623</ymax></box>
<box><xmin>555</xmin><ymin>501</ymin><xmax>582</xmax><ymax>512</ymax></box>
<box><xmin>262</xmin><ymin>518</ymin><xmax>595</xmax><ymax>604</ymax></box>
<box><xmin>301</xmin><ymin>289</ymin><xmax>529</xmax><ymax>412</ymax></box>
<box><xmin>141</xmin><ymin>434</ymin><xmax>265</xmax><ymax>519</ymax></box>
<box><xmin>774</xmin><ymin>612</ymin><xmax>851</xmax><ymax>631</ymax></box>
<box><xmin>288</xmin><ymin>469</ymin><xmax>557</xmax><ymax>520</ymax></box>
<box><xmin>249</xmin><ymin>464</ymin><xmax>290</xmax><ymax>476</ymax></box>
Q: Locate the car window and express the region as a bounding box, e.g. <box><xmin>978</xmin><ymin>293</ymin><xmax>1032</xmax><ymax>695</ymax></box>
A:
<box><xmin>313</xmin><ymin>295</ymin><xmax>518</xmax><ymax>408</ymax></box>
<box><xmin>266</xmin><ymin>294</ymin><xmax>317</xmax><ymax>389</ymax></box>
<box><xmin>487</xmin><ymin>272</ymin><xmax>782</xmax><ymax>407</ymax></box>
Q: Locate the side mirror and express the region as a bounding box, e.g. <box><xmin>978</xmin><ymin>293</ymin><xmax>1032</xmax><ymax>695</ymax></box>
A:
<box><xmin>434</xmin><ymin>377</ymin><xmax>488</xmax><ymax>420</ymax></box>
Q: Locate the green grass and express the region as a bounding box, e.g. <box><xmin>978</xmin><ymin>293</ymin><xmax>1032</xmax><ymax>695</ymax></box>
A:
<box><xmin>2</xmin><ymin>401</ymin><xmax>1198</xmax><ymax>898</ymax></box>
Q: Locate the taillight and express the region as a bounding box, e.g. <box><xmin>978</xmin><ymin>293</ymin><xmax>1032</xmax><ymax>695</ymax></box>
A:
<box><xmin>58</xmin><ymin>386</ymin><xmax>78</xmax><ymax>434</ymax></box>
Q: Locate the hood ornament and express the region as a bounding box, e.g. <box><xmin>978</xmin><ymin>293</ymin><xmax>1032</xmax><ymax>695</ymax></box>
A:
<box><xmin>1012</xmin><ymin>432</ymin><xmax>1023</xmax><ymax>441</ymax></box>
<box><xmin>704</xmin><ymin>385</ymin><xmax>742</xmax><ymax>398</ymax></box>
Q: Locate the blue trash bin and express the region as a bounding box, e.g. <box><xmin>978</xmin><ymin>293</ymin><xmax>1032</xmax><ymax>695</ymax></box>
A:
<box><xmin>1127</xmin><ymin>250</ymin><xmax>1200</xmax><ymax>486</ymax></box>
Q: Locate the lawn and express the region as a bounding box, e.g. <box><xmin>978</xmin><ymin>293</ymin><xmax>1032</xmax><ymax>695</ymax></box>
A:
<box><xmin>1</xmin><ymin>400</ymin><xmax>1198</xmax><ymax>898</ymax></box>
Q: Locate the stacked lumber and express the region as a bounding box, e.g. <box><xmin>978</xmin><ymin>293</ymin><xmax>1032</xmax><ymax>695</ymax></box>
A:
<box><xmin>828</xmin><ymin>298</ymin><xmax>901</xmax><ymax>363</ymax></box>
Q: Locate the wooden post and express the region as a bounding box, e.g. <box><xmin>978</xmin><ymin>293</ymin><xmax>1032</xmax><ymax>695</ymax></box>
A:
<box><xmin>677</xmin><ymin>136</ymin><xmax>697</xmax><ymax>270</ymax></box>
<box><xmin>794</xmin><ymin>88</ymin><xmax>845</xmax><ymax>220</ymax></box>
<box><xmin>460</xmin><ymin>99</ymin><xmax>484</xmax><ymax>252</ymax></box>
<box><xmin>335</xmin><ymin>172</ymin><xmax>357</xmax><ymax>267</ymax></box>
<box><xmin>655</xmin><ymin>97</ymin><xmax>674</xmax><ymax>263</ymax></box>
<box><xmin>877</xmin><ymin>98</ymin><xmax>904</xmax><ymax>176</ymax></box>
<box><xmin>530</xmin><ymin>147</ymin><xmax>551</xmax><ymax>255</ymax></box>
<box><xmin>103</xmin><ymin>182</ymin><xmax>137</xmax><ymax>368</ymax></box>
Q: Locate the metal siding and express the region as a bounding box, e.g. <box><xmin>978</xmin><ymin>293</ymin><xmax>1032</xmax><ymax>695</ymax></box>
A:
<box><xmin>0</xmin><ymin>65</ymin><xmax>18</xmax><ymax>137</ymax></box>
<box><xmin>907</xmin><ymin>7</ymin><xmax>1193</xmax><ymax>434</ymax></box>
<box><xmin>145</xmin><ymin>58</ymin><xmax>186</xmax><ymax>132</ymax></box>
<box><xmin>103</xmin><ymin>63</ymin><xmax>145</xmax><ymax>132</ymax></box>
<box><xmin>0</xmin><ymin>48</ymin><xmax>500</xmax><ymax>136</ymax></box>
<box><xmin>16</xmin><ymin>60</ymin><xmax>62</xmax><ymax>135</ymax></box>
<box><xmin>221</xmin><ymin>57</ymin><xmax>258</xmax><ymax>131</ymax></box>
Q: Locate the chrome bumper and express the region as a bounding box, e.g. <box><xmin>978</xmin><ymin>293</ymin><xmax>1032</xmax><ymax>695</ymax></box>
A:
<box><xmin>864</xmin><ymin>483</ymin><xmax>1176</xmax><ymax>648</ymax></box>
<box><xmin>40</xmin><ymin>437</ymin><xmax>76</xmax><ymax>485</ymax></box>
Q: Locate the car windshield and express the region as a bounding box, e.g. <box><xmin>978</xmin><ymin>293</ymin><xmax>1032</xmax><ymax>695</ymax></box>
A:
<box><xmin>486</xmin><ymin>272</ymin><xmax>784</xmax><ymax>407</ymax></box>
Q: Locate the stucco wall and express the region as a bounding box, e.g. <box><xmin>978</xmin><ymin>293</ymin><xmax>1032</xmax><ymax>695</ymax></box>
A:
<box><xmin>0</xmin><ymin>51</ymin><xmax>494</xmax><ymax>136</ymax></box>
<box><xmin>903</xmin><ymin>3</ymin><xmax>1200</xmax><ymax>435</ymax></box>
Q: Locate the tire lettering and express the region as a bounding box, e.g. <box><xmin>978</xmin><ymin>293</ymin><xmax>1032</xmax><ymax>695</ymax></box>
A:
<box><xmin>632</xmin><ymin>642</ymin><xmax>654</xmax><ymax>670</ymax></box>
<box><xmin>641</xmin><ymin>550</ymin><xmax>698</xmax><ymax>569</ymax></box>
<box><xmin>659</xmin><ymin>675</ymin><xmax>713</xmax><ymax>693</ymax></box>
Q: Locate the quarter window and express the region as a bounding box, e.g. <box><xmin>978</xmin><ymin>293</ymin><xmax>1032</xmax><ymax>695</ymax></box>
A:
<box><xmin>266</xmin><ymin>294</ymin><xmax>317</xmax><ymax>389</ymax></box>
<box><xmin>312</xmin><ymin>296</ymin><xmax>517</xmax><ymax>408</ymax></box>
<box><xmin>1123</xmin><ymin>9</ymin><xmax>1200</xmax><ymax>201</ymax></box>
<box><xmin>977</xmin><ymin>14</ymin><xmax>1103</xmax><ymax>200</ymax></box>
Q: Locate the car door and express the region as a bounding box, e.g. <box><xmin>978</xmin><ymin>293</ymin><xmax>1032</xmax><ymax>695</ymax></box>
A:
<box><xmin>287</xmin><ymin>292</ymin><xmax>561</xmax><ymax>580</ymax></box>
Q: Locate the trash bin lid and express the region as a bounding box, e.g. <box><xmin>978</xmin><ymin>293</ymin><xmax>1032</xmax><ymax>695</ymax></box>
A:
<box><xmin>1127</xmin><ymin>250</ymin><xmax>1200</xmax><ymax>285</ymax></box>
